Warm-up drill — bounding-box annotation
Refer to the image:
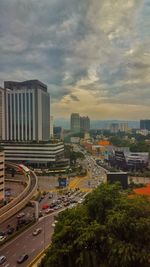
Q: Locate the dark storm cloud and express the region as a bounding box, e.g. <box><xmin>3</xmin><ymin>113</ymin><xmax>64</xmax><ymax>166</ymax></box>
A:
<box><xmin>0</xmin><ymin>0</ymin><xmax>149</xmax><ymax>112</ymax></box>
<box><xmin>70</xmin><ymin>94</ymin><xmax>79</xmax><ymax>102</ymax></box>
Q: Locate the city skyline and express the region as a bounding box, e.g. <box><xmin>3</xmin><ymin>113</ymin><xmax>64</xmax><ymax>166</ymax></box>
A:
<box><xmin>0</xmin><ymin>1</ymin><xmax>149</xmax><ymax>120</ymax></box>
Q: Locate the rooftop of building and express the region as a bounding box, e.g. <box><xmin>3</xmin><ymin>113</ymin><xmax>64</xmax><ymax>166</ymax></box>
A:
<box><xmin>0</xmin><ymin>140</ymin><xmax>63</xmax><ymax>145</ymax></box>
<box><xmin>4</xmin><ymin>80</ymin><xmax>47</xmax><ymax>92</ymax></box>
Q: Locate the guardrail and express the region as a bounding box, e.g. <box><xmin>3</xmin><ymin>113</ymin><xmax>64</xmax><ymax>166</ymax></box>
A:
<box><xmin>0</xmin><ymin>164</ymin><xmax>38</xmax><ymax>224</ymax></box>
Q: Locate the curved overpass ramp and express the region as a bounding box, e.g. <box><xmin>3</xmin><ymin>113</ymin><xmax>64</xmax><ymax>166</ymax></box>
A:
<box><xmin>0</xmin><ymin>163</ymin><xmax>38</xmax><ymax>224</ymax></box>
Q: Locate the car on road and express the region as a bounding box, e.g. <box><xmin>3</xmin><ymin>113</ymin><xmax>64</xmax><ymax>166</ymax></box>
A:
<box><xmin>17</xmin><ymin>254</ymin><xmax>29</xmax><ymax>264</ymax></box>
<box><xmin>52</xmin><ymin>220</ymin><xmax>58</xmax><ymax>227</ymax></box>
<box><xmin>42</xmin><ymin>204</ymin><xmax>49</xmax><ymax>210</ymax></box>
<box><xmin>7</xmin><ymin>227</ymin><xmax>15</xmax><ymax>235</ymax></box>
<box><xmin>32</xmin><ymin>228</ymin><xmax>42</xmax><ymax>236</ymax></box>
<box><xmin>39</xmin><ymin>211</ymin><xmax>43</xmax><ymax>217</ymax></box>
<box><xmin>0</xmin><ymin>231</ymin><xmax>5</xmax><ymax>236</ymax></box>
<box><xmin>45</xmin><ymin>208</ymin><xmax>54</xmax><ymax>214</ymax></box>
<box><xmin>17</xmin><ymin>212</ymin><xmax>25</xmax><ymax>219</ymax></box>
<box><xmin>0</xmin><ymin>235</ymin><xmax>6</xmax><ymax>242</ymax></box>
<box><xmin>0</xmin><ymin>256</ymin><xmax>6</xmax><ymax>264</ymax></box>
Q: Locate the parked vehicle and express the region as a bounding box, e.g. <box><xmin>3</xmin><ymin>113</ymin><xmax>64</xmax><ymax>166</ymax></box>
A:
<box><xmin>0</xmin><ymin>235</ymin><xmax>6</xmax><ymax>242</ymax></box>
<box><xmin>0</xmin><ymin>256</ymin><xmax>6</xmax><ymax>264</ymax></box>
<box><xmin>7</xmin><ymin>227</ymin><xmax>15</xmax><ymax>235</ymax></box>
<box><xmin>42</xmin><ymin>204</ymin><xmax>49</xmax><ymax>210</ymax></box>
<box><xmin>32</xmin><ymin>228</ymin><xmax>42</xmax><ymax>236</ymax></box>
<box><xmin>17</xmin><ymin>212</ymin><xmax>25</xmax><ymax>219</ymax></box>
<box><xmin>17</xmin><ymin>254</ymin><xmax>29</xmax><ymax>264</ymax></box>
<box><xmin>45</xmin><ymin>208</ymin><xmax>54</xmax><ymax>214</ymax></box>
<box><xmin>0</xmin><ymin>231</ymin><xmax>5</xmax><ymax>236</ymax></box>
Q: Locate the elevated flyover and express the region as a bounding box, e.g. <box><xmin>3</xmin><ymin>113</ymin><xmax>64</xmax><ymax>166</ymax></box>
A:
<box><xmin>0</xmin><ymin>162</ymin><xmax>38</xmax><ymax>224</ymax></box>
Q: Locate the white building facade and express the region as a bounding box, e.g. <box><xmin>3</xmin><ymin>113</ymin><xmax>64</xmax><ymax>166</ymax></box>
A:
<box><xmin>4</xmin><ymin>80</ymin><xmax>50</xmax><ymax>141</ymax></box>
<box><xmin>1</xmin><ymin>141</ymin><xmax>69</xmax><ymax>169</ymax></box>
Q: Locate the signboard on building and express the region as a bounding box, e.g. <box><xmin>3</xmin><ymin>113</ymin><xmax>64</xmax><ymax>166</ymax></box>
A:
<box><xmin>58</xmin><ymin>177</ymin><xmax>67</xmax><ymax>187</ymax></box>
<box><xmin>107</xmin><ymin>172</ymin><xmax>128</xmax><ymax>189</ymax></box>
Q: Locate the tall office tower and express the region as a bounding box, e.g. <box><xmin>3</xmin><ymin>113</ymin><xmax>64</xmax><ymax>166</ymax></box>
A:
<box><xmin>119</xmin><ymin>122</ymin><xmax>129</xmax><ymax>132</ymax></box>
<box><xmin>70</xmin><ymin>113</ymin><xmax>80</xmax><ymax>132</ymax></box>
<box><xmin>80</xmin><ymin>116</ymin><xmax>90</xmax><ymax>132</ymax></box>
<box><xmin>140</xmin><ymin>120</ymin><xmax>150</xmax><ymax>131</ymax></box>
<box><xmin>110</xmin><ymin>123</ymin><xmax>119</xmax><ymax>133</ymax></box>
<box><xmin>54</xmin><ymin>126</ymin><xmax>64</xmax><ymax>140</ymax></box>
<box><xmin>0</xmin><ymin>88</ymin><xmax>5</xmax><ymax>140</ymax></box>
<box><xmin>0</xmin><ymin>150</ymin><xmax>5</xmax><ymax>200</ymax></box>
<box><xmin>50</xmin><ymin>116</ymin><xmax>54</xmax><ymax>138</ymax></box>
<box><xmin>4</xmin><ymin>80</ymin><xmax>50</xmax><ymax>141</ymax></box>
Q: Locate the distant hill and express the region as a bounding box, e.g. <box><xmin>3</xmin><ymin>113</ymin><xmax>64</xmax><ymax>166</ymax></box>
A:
<box><xmin>54</xmin><ymin>118</ymin><xmax>140</xmax><ymax>130</ymax></box>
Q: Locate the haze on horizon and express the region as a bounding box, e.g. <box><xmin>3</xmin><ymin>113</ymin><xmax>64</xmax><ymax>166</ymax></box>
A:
<box><xmin>0</xmin><ymin>0</ymin><xmax>149</xmax><ymax>120</ymax></box>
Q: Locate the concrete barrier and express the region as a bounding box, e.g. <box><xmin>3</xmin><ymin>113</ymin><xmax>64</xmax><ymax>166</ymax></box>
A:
<box><xmin>0</xmin><ymin>164</ymin><xmax>31</xmax><ymax>216</ymax></box>
<box><xmin>0</xmin><ymin>165</ymin><xmax>38</xmax><ymax>224</ymax></box>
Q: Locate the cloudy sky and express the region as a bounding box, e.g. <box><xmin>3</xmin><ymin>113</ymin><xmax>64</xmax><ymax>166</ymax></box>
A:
<box><xmin>0</xmin><ymin>0</ymin><xmax>149</xmax><ymax>120</ymax></box>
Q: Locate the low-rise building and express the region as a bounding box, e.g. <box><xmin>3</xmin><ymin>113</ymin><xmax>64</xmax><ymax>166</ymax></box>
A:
<box><xmin>0</xmin><ymin>141</ymin><xmax>69</xmax><ymax>169</ymax></box>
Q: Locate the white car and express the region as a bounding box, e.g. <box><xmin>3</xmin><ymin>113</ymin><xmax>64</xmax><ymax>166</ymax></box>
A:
<box><xmin>52</xmin><ymin>220</ymin><xmax>58</xmax><ymax>227</ymax></box>
<box><xmin>17</xmin><ymin>212</ymin><xmax>25</xmax><ymax>219</ymax></box>
<box><xmin>0</xmin><ymin>235</ymin><xmax>6</xmax><ymax>242</ymax></box>
<box><xmin>0</xmin><ymin>256</ymin><xmax>6</xmax><ymax>264</ymax></box>
<box><xmin>32</xmin><ymin>228</ymin><xmax>42</xmax><ymax>236</ymax></box>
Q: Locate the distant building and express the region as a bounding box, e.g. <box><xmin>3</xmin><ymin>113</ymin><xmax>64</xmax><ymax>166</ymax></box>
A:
<box><xmin>50</xmin><ymin>116</ymin><xmax>54</xmax><ymax>138</ymax></box>
<box><xmin>80</xmin><ymin>116</ymin><xmax>90</xmax><ymax>132</ymax></box>
<box><xmin>0</xmin><ymin>88</ymin><xmax>5</xmax><ymax>140</ymax></box>
<box><xmin>136</xmin><ymin>129</ymin><xmax>149</xmax><ymax>136</ymax></box>
<box><xmin>140</xmin><ymin>120</ymin><xmax>150</xmax><ymax>131</ymax></box>
<box><xmin>110</xmin><ymin>122</ymin><xmax>129</xmax><ymax>133</ymax></box>
<box><xmin>0</xmin><ymin>150</ymin><xmax>5</xmax><ymax>200</ymax></box>
<box><xmin>84</xmin><ymin>132</ymin><xmax>90</xmax><ymax>140</ymax></box>
<box><xmin>110</xmin><ymin>123</ymin><xmax>119</xmax><ymax>133</ymax></box>
<box><xmin>119</xmin><ymin>123</ymin><xmax>129</xmax><ymax>132</ymax></box>
<box><xmin>54</xmin><ymin>126</ymin><xmax>64</xmax><ymax>140</ymax></box>
<box><xmin>70</xmin><ymin>113</ymin><xmax>80</xmax><ymax>133</ymax></box>
<box><xmin>70</xmin><ymin>137</ymin><xmax>80</xmax><ymax>143</ymax></box>
<box><xmin>113</xmin><ymin>150</ymin><xmax>149</xmax><ymax>171</ymax></box>
<box><xmin>4</xmin><ymin>80</ymin><xmax>50</xmax><ymax>141</ymax></box>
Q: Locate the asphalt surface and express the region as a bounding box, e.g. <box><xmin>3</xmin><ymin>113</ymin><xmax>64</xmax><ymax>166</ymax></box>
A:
<box><xmin>0</xmin><ymin>213</ymin><xmax>56</xmax><ymax>267</ymax></box>
<box><xmin>0</xmin><ymin>151</ymin><xmax>107</xmax><ymax>266</ymax></box>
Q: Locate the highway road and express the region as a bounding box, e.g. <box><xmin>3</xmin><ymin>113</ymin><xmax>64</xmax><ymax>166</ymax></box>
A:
<box><xmin>0</xmin><ymin>152</ymin><xmax>107</xmax><ymax>266</ymax></box>
<box><xmin>0</xmin><ymin>213</ymin><xmax>56</xmax><ymax>267</ymax></box>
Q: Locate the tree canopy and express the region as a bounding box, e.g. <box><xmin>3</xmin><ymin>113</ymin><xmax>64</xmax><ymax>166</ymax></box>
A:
<box><xmin>40</xmin><ymin>183</ymin><xmax>150</xmax><ymax>267</ymax></box>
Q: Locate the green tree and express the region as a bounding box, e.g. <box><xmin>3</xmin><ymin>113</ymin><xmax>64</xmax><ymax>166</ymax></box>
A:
<box><xmin>40</xmin><ymin>184</ymin><xmax>150</xmax><ymax>267</ymax></box>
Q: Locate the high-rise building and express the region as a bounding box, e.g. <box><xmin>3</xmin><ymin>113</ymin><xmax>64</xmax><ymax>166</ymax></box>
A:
<box><xmin>4</xmin><ymin>80</ymin><xmax>50</xmax><ymax>141</ymax></box>
<box><xmin>110</xmin><ymin>123</ymin><xmax>119</xmax><ymax>133</ymax></box>
<box><xmin>0</xmin><ymin>149</ymin><xmax>5</xmax><ymax>200</ymax></box>
<box><xmin>119</xmin><ymin>123</ymin><xmax>129</xmax><ymax>132</ymax></box>
<box><xmin>140</xmin><ymin>120</ymin><xmax>150</xmax><ymax>131</ymax></box>
<box><xmin>0</xmin><ymin>88</ymin><xmax>5</xmax><ymax>140</ymax></box>
<box><xmin>54</xmin><ymin>126</ymin><xmax>64</xmax><ymax>140</ymax></box>
<box><xmin>70</xmin><ymin>113</ymin><xmax>80</xmax><ymax>132</ymax></box>
<box><xmin>80</xmin><ymin>116</ymin><xmax>90</xmax><ymax>132</ymax></box>
<box><xmin>50</xmin><ymin>116</ymin><xmax>54</xmax><ymax>138</ymax></box>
